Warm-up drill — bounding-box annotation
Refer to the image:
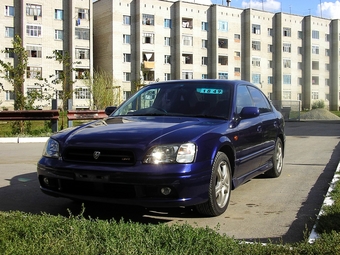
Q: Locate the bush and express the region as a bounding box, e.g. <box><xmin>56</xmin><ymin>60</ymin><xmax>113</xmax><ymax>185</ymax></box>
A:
<box><xmin>312</xmin><ymin>100</ymin><xmax>325</xmax><ymax>109</ymax></box>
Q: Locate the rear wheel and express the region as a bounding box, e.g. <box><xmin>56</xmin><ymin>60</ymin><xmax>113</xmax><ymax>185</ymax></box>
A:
<box><xmin>265</xmin><ymin>138</ymin><xmax>283</xmax><ymax>178</ymax></box>
<box><xmin>196</xmin><ymin>152</ymin><xmax>231</xmax><ymax>216</ymax></box>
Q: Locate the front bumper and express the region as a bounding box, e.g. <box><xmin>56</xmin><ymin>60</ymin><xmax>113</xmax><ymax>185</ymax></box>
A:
<box><xmin>37</xmin><ymin>158</ymin><xmax>212</xmax><ymax>208</ymax></box>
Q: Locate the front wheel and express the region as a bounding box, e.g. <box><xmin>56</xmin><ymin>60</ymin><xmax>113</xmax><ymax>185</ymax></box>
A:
<box><xmin>195</xmin><ymin>152</ymin><xmax>232</xmax><ymax>216</ymax></box>
<box><xmin>265</xmin><ymin>138</ymin><xmax>283</xmax><ymax>178</ymax></box>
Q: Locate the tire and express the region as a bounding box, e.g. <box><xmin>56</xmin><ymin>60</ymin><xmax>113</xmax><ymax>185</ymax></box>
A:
<box><xmin>265</xmin><ymin>138</ymin><xmax>283</xmax><ymax>178</ymax></box>
<box><xmin>195</xmin><ymin>152</ymin><xmax>232</xmax><ymax>216</ymax></box>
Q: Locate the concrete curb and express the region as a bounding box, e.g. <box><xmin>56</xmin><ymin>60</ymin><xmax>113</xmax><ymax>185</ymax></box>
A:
<box><xmin>0</xmin><ymin>137</ymin><xmax>49</xmax><ymax>143</ymax></box>
<box><xmin>308</xmin><ymin>160</ymin><xmax>340</xmax><ymax>243</ymax></box>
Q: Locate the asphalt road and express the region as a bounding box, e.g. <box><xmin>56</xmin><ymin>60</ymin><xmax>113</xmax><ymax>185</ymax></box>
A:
<box><xmin>0</xmin><ymin>120</ymin><xmax>339</xmax><ymax>244</ymax></box>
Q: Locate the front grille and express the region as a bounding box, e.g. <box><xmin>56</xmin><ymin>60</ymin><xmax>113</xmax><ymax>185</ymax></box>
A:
<box><xmin>63</xmin><ymin>147</ymin><xmax>135</xmax><ymax>165</ymax></box>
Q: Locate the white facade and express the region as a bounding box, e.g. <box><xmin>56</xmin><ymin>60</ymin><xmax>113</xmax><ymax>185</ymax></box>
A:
<box><xmin>0</xmin><ymin>0</ymin><xmax>93</xmax><ymax>110</ymax></box>
<box><xmin>93</xmin><ymin>0</ymin><xmax>340</xmax><ymax>110</ymax></box>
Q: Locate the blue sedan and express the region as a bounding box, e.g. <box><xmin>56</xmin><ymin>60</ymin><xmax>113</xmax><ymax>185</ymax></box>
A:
<box><xmin>37</xmin><ymin>80</ymin><xmax>285</xmax><ymax>216</ymax></box>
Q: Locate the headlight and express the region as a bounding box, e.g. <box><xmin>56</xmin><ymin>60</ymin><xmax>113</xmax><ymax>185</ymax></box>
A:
<box><xmin>143</xmin><ymin>143</ymin><xmax>196</xmax><ymax>164</ymax></box>
<box><xmin>42</xmin><ymin>138</ymin><xmax>60</xmax><ymax>158</ymax></box>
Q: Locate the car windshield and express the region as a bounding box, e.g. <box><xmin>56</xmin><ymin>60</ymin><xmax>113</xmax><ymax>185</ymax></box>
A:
<box><xmin>112</xmin><ymin>80</ymin><xmax>233</xmax><ymax>119</ymax></box>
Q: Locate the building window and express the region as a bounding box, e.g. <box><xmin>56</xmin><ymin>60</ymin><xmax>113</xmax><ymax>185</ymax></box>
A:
<box><xmin>325</xmin><ymin>49</ymin><xmax>330</xmax><ymax>56</ymax></box>
<box><xmin>298</xmin><ymin>31</ymin><xmax>303</xmax><ymax>39</ymax></box>
<box><xmin>123</xmin><ymin>34</ymin><xmax>130</xmax><ymax>44</ymax></box>
<box><xmin>5</xmin><ymin>27</ymin><xmax>14</xmax><ymax>37</ymax></box>
<box><xmin>234</xmin><ymin>51</ymin><xmax>240</xmax><ymax>60</ymax></box>
<box><xmin>252</xmin><ymin>41</ymin><xmax>261</xmax><ymax>51</ymax></box>
<box><xmin>298</xmin><ymin>62</ymin><xmax>302</xmax><ymax>69</ymax></box>
<box><xmin>283</xmin><ymin>91</ymin><xmax>292</xmax><ymax>100</ymax></box>
<box><xmin>252</xmin><ymin>74</ymin><xmax>261</xmax><ymax>84</ymax></box>
<box><xmin>312</xmin><ymin>76</ymin><xmax>319</xmax><ymax>85</ymax></box>
<box><xmin>55</xmin><ymin>30</ymin><xmax>63</xmax><ymax>40</ymax></box>
<box><xmin>182</xmin><ymin>54</ymin><xmax>193</xmax><ymax>64</ymax></box>
<box><xmin>182</xmin><ymin>18</ymin><xmax>193</xmax><ymax>28</ymax></box>
<box><xmin>312</xmin><ymin>91</ymin><xmax>319</xmax><ymax>99</ymax></box>
<box><xmin>142</xmin><ymin>14</ymin><xmax>154</xmax><ymax>25</ymax></box>
<box><xmin>123</xmin><ymin>15</ymin><xmax>131</xmax><ymax>25</ymax></box>
<box><xmin>268</xmin><ymin>76</ymin><xmax>273</xmax><ymax>84</ymax></box>
<box><xmin>298</xmin><ymin>78</ymin><xmax>303</xmax><ymax>85</ymax></box>
<box><xmin>312</xmin><ymin>45</ymin><xmax>319</xmax><ymax>54</ymax></box>
<box><xmin>268</xmin><ymin>60</ymin><xmax>272</xmax><ymax>68</ymax></box>
<box><xmin>202</xmin><ymin>74</ymin><xmax>208</xmax><ymax>79</ymax></box>
<box><xmin>298</xmin><ymin>47</ymin><xmax>303</xmax><ymax>54</ymax></box>
<box><xmin>75</xmin><ymin>69</ymin><xmax>89</xmax><ymax>79</ymax></box>
<box><xmin>283</xmin><ymin>59</ymin><xmax>291</xmax><ymax>68</ymax></box>
<box><xmin>268</xmin><ymin>44</ymin><xmax>273</xmax><ymax>53</ymax></box>
<box><xmin>164</xmin><ymin>19</ymin><xmax>172</xmax><ymax>28</ymax></box>
<box><xmin>234</xmin><ymin>34</ymin><xmax>241</xmax><ymax>42</ymax></box>
<box><xmin>202</xmin><ymin>39</ymin><xmax>208</xmax><ymax>48</ymax></box>
<box><xmin>123</xmin><ymin>72</ymin><xmax>131</xmax><ymax>81</ymax></box>
<box><xmin>201</xmin><ymin>22</ymin><xmax>208</xmax><ymax>31</ymax></box>
<box><xmin>76</xmin><ymin>48</ymin><xmax>90</xmax><ymax>59</ymax></box>
<box><xmin>143</xmin><ymin>33</ymin><xmax>154</xmax><ymax>44</ymax></box>
<box><xmin>123</xmin><ymin>91</ymin><xmax>132</xmax><ymax>101</ymax></box>
<box><xmin>325</xmin><ymin>63</ymin><xmax>330</xmax><ymax>71</ymax></box>
<box><xmin>6</xmin><ymin>90</ymin><xmax>15</xmax><ymax>100</ymax></box>
<box><xmin>283</xmin><ymin>27</ymin><xmax>291</xmax><ymax>37</ymax></box>
<box><xmin>5</xmin><ymin>6</ymin><xmax>15</xmax><ymax>16</ymax></box>
<box><xmin>164</xmin><ymin>73</ymin><xmax>171</xmax><ymax>81</ymax></box>
<box><xmin>26</xmin><ymin>25</ymin><xmax>41</xmax><ymax>37</ymax></box>
<box><xmin>27</xmin><ymin>67</ymin><xmax>42</xmax><ymax>79</ymax></box>
<box><xmin>252</xmin><ymin>24</ymin><xmax>261</xmax><ymax>34</ymax></box>
<box><xmin>164</xmin><ymin>37</ymin><xmax>171</xmax><ymax>46</ymax></box>
<box><xmin>123</xmin><ymin>53</ymin><xmax>131</xmax><ymax>62</ymax></box>
<box><xmin>27</xmin><ymin>45</ymin><xmax>42</xmax><ymax>58</ymax></box>
<box><xmin>252</xmin><ymin>57</ymin><xmax>261</xmax><ymax>67</ymax></box>
<box><xmin>26</xmin><ymin>4</ymin><xmax>42</xmax><ymax>16</ymax></box>
<box><xmin>55</xmin><ymin>70</ymin><xmax>63</xmax><ymax>80</ymax></box>
<box><xmin>182</xmin><ymin>35</ymin><xmax>193</xmax><ymax>46</ymax></box>
<box><xmin>77</xmin><ymin>8</ymin><xmax>89</xmax><ymax>20</ymax></box>
<box><xmin>325</xmin><ymin>34</ymin><xmax>330</xmax><ymax>41</ymax></box>
<box><xmin>218</xmin><ymin>38</ymin><xmax>228</xmax><ymax>48</ymax></box>
<box><xmin>283</xmin><ymin>43</ymin><xmax>291</xmax><ymax>53</ymax></box>
<box><xmin>55</xmin><ymin>9</ymin><xmax>63</xmax><ymax>20</ymax></box>
<box><xmin>219</xmin><ymin>72</ymin><xmax>228</xmax><ymax>80</ymax></box>
<box><xmin>218</xmin><ymin>21</ymin><xmax>228</xmax><ymax>32</ymax></box>
<box><xmin>325</xmin><ymin>79</ymin><xmax>330</xmax><ymax>86</ymax></box>
<box><xmin>75</xmin><ymin>87</ymin><xmax>90</xmax><ymax>99</ymax></box>
<box><xmin>202</xmin><ymin>57</ymin><xmax>208</xmax><ymax>65</ymax></box>
<box><xmin>75</xmin><ymin>28</ymin><xmax>89</xmax><ymax>40</ymax></box>
<box><xmin>5</xmin><ymin>48</ymin><xmax>14</xmax><ymax>58</ymax></box>
<box><xmin>164</xmin><ymin>55</ymin><xmax>171</xmax><ymax>64</ymax></box>
<box><xmin>267</xmin><ymin>28</ymin><xmax>273</xmax><ymax>36</ymax></box>
<box><xmin>312</xmin><ymin>61</ymin><xmax>319</xmax><ymax>70</ymax></box>
<box><xmin>283</xmin><ymin>75</ymin><xmax>291</xmax><ymax>84</ymax></box>
<box><xmin>312</xmin><ymin>30</ymin><xmax>319</xmax><ymax>39</ymax></box>
<box><xmin>234</xmin><ymin>67</ymin><xmax>241</xmax><ymax>76</ymax></box>
<box><xmin>182</xmin><ymin>72</ymin><xmax>193</xmax><ymax>79</ymax></box>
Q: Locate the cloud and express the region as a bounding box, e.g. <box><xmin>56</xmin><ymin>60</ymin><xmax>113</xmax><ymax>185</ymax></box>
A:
<box><xmin>242</xmin><ymin>0</ymin><xmax>281</xmax><ymax>12</ymax></box>
<box><xmin>318</xmin><ymin>1</ymin><xmax>340</xmax><ymax>19</ymax></box>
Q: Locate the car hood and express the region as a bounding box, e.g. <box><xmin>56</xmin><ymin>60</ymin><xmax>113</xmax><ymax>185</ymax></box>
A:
<box><xmin>55</xmin><ymin>116</ymin><xmax>226</xmax><ymax>148</ymax></box>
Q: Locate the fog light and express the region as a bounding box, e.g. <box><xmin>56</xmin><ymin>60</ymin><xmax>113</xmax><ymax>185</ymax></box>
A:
<box><xmin>43</xmin><ymin>177</ymin><xmax>49</xmax><ymax>185</ymax></box>
<box><xmin>160</xmin><ymin>187</ymin><xmax>172</xmax><ymax>196</ymax></box>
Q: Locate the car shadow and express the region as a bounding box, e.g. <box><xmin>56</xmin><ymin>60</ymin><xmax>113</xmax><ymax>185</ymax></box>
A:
<box><xmin>0</xmin><ymin>172</ymin><xmax>201</xmax><ymax>224</ymax></box>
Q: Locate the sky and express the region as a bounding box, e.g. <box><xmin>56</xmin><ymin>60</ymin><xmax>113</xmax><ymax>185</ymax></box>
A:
<box><xmin>189</xmin><ymin>0</ymin><xmax>340</xmax><ymax>19</ymax></box>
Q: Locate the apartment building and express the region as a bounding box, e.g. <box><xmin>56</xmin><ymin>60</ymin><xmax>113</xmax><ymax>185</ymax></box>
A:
<box><xmin>0</xmin><ymin>0</ymin><xmax>93</xmax><ymax>110</ymax></box>
<box><xmin>93</xmin><ymin>0</ymin><xmax>340</xmax><ymax>111</ymax></box>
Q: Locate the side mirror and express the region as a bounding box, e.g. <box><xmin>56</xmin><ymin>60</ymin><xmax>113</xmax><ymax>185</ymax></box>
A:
<box><xmin>105</xmin><ymin>106</ymin><xmax>117</xmax><ymax>116</ymax></box>
<box><xmin>240</xmin><ymin>106</ymin><xmax>259</xmax><ymax>119</ymax></box>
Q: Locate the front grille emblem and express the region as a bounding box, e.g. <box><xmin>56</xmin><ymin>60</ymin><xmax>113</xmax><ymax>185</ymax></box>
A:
<box><xmin>93</xmin><ymin>151</ymin><xmax>101</xmax><ymax>160</ymax></box>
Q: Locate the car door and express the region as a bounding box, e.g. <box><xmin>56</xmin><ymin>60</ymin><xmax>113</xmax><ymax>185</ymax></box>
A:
<box><xmin>233</xmin><ymin>85</ymin><xmax>263</xmax><ymax>180</ymax></box>
<box><xmin>248</xmin><ymin>86</ymin><xmax>277</xmax><ymax>167</ymax></box>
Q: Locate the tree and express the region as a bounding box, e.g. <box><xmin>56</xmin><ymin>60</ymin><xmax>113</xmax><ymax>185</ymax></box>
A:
<box><xmin>0</xmin><ymin>35</ymin><xmax>27</xmax><ymax>111</ymax></box>
<box><xmin>86</xmin><ymin>69</ymin><xmax>120</xmax><ymax>110</ymax></box>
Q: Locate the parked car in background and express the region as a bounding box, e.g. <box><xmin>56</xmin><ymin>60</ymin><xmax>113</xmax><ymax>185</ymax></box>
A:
<box><xmin>37</xmin><ymin>80</ymin><xmax>285</xmax><ymax>216</ymax></box>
